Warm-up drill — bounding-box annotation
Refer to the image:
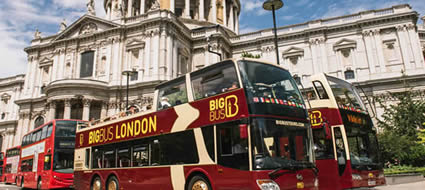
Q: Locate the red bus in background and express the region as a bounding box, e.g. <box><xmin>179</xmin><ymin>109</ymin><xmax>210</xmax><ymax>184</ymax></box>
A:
<box><xmin>74</xmin><ymin>59</ymin><xmax>318</xmax><ymax>190</ymax></box>
<box><xmin>3</xmin><ymin>146</ymin><xmax>20</xmax><ymax>184</ymax></box>
<box><xmin>17</xmin><ymin>119</ymin><xmax>85</xmax><ymax>189</ymax></box>
<box><xmin>0</xmin><ymin>152</ymin><xmax>4</xmax><ymax>180</ymax></box>
<box><xmin>304</xmin><ymin>74</ymin><xmax>385</xmax><ymax>189</ymax></box>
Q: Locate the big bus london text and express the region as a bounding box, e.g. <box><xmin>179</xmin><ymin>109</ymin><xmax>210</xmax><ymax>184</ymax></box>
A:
<box><xmin>74</xmin><ymin>59</ymin><xmax>318</xmax><ymax>190</ymax></box>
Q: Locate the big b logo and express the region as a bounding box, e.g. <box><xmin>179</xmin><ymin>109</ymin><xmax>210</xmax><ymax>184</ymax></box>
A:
<box><xmin>309</xmin><ymin>110</ymin><xmax>323</xmax><ymax>127</ymax></box>
<box><xmin>209</xmin><ymin>95</ymin><xmax>239</xmax><ymax>121</ymax></box>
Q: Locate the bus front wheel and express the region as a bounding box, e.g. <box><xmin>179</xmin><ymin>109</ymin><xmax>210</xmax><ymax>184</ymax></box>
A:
<box><xmin>37</xmin><ymin>178</ymin><xmax>42</xmax><ymax>190</ymax></box>
<box><xmin>187</xmin><ymin>175</ymin><xmax>211</xmax><ymax>190</ymax></box>
<box><xmin>91</xmin><ymin>176</ymin><xmax>102</xmax><ymax>190</ymax></box>
<box><xmin>106</xmin><ymin>176</ymin><xmax>119</xmax><ymax>190</ymax></box>
<box><xmin>20</xmin><ymin>177</ymin><xmax>24</xmax><ymax>187</ymax></box>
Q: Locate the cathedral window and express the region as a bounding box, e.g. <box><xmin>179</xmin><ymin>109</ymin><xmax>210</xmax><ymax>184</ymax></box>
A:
<box><xmin>344</xmin><ymin>69</ymin><xmax>355</xmax><ymax>80</ymax></box>
<box><xmin>80</xmin><ymin>51</ymin><xmax>95</xmax><ymax>78</ymax></box>
<box><xmin>1</xmin><ymin>113</ymin><xmax>5</xmax><ymax>120</ymax></box>
<box><xmin>34</xmin><ymin>116</ymin><xmax>45</xmax><ymax>128</ymax></box>
<box><xmin>383</xmin><ymin>39</ymin><xmax>400</xmax><ymax>64</ymax></box>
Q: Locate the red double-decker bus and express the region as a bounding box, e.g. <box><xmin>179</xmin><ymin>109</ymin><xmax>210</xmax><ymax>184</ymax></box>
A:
<box><xmin>304</xmin><ymin>74</ymin><xmax>385</xmax><ymax>189</ymax></box>
<box><xmin>0</xmin><ymin>152</ymin><xmax>4</xmax><ymax>181</ymax></box>
<box><xmin>74</xmin><ymin>59</ymin><xmax>318</xmax><ymax>190</ymax></box>
<box><xmin>3</xmin><ymin>146</ymin><xmax>20</xmax><ymax>184</ymax></box>
<box><xmin>17</xmin><ymin>119</ymin><xmax>84</xmax><ymax>189</ymax></box>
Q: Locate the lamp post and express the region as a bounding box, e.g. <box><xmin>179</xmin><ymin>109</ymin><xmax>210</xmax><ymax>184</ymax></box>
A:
<box><xmin>122</xmin><ymin>69</ymin><xmax>138</xmax><ymax>110</ymax></box>
<box><xmin>263</xmin><ymin>0</ymin><xmax>284</xmax><ymax>65</ymax></box>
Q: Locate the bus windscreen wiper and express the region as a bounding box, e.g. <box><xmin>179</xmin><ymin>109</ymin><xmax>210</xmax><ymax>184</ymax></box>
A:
<box><xmin>268</xmin><ymin>163</ymin><xmax>301</xmax><ymax>179</ymax></box>
<box><xmin>297</xmin><ymin>161</ymin><xmax>319</xmax><ymax>176</ymax></box>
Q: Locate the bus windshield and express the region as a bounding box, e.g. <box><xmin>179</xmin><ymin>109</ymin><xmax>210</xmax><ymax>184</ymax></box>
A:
<box><xmin>54</xmin><ymin>120</ymin><xmax>77</xmax><ymax>173</ymax></box>
<box><xmin>251</xmin><ymin>118</ymin><xmax>312</xmax><ymax>170</ymax></box>
<box><xmin>346</xmin><ymin>127</ymin><xmax>382</xmax><ymax>170</ymax></box>
<box><xmin>327</xmin><ymin>76</ymin><xmax>365</xmax><ymax>111</ymax></box>
<box><xmin>239</xmin><ymin>61</ymin><xmax>306</xmax><ymax>118</ymax></box>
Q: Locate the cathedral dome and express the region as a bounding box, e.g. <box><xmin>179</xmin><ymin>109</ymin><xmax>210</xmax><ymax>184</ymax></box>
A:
<box><xmin>103</xmin><ymin>0</ymin><xmax>240</xmax><ymax>34</ymax></box>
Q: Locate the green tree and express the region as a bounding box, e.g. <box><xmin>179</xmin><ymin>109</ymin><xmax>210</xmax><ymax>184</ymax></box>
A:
<box><xmin>375</xmin><ymin>87</ymin><xmax>425</xmax><ymax>166</ymax></box>
<box><xmin>241</xmin><ymin>51</ymin><xmax>261</xmax><ymax>59</ymax></box>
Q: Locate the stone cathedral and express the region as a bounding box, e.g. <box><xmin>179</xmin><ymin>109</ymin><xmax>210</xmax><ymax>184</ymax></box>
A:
<box><xmin>0</xmin><ymin>1</ymin><xmax>425</xmax><ymax>151</ymax></box>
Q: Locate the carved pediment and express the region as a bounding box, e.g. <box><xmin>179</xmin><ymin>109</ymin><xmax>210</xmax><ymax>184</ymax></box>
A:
<box><xmin>126</xmin><ymin>38</ymin><xmax>145</xmax><ymax>50</ymax></box>
<box><xmin>282</xmin><ymin>47</ymin><xmax>304</xmax><ymax>58</ymax></box>
<box><xmin>39</xmin><ymin>57</ymin><xmax>53</xmax><ymax>67</ymax></box>
<box><xmin>54</xmin><ymin>15</ymin><xmax>121</xmax><ymax>41</ymax></box>
<box><xmin>333</xmin><ymin>38</ymin><xmax>357</xmax><ymax>51</ymax></box>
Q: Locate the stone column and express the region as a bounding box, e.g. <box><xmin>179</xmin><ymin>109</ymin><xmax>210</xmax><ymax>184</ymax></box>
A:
<box><xmin>362</xmin><ymin>31</ymin><xmax>376</xmax><ymax>74</ymax></box>
<box><xmin>101</xmin><ymin>102</ymin><xmax>108</xmax><ymax>119</ymax></box>
<box><xmin>228</xmin><ymin>5</ymin><xmax>234</xmax><ymax>30</ymax></box>
<box><xmin>140</xmin><ymin>0</ymin><xmax>145</xmax><ymax>14</ymax></box>
<box><xmin>128</xmin><ymin>0</ymin><xmax>133</xmax><ymax>17</ymax></box>
<box><xmin>166</xmin><ymin>33</ymin><xmax>174</xmax><ymax>80</ymax></box>
<box><xmin>159</xmin><ymin>29</ymin><xmax>167</xmax><ymax>80</ymax></box>
<box><xmin>406</xmin><ymin>24</ymin><xmax>423</xmax><ymax>68</ymax></box>
<box><xmin>372</xmin><ymin>29</ymin><xmax>386</xmax><ymax>72</ymax></box>
<box><xmin>14</xmin><ymin>115</ymin><xmax>24</xmax><ymax>146</ymax></box>
<box><xmin>199</xmin><ymin>0</ymin><xmax>205</xmax><ymax>21</ymax></box>
<box><xmin>49</xmin><ymin>101</ymin><xmax>56</xmax><ymax>121</ymax></box>
<box><xmin>212</xmin><ymin>0</ymin><xmax>217</xmax><ymax>23</ymax></box>
<box><xmin>185</xmin><ymin>0</ymin><xmax>191</xmax><ymax>18</ymax></box>
<box><xmin>64</xmin><ymin>99</ymin><xmax>71</xmax><ymax>119</ymax></box>
<box><xmin>144</xmin><ymin>34</ymin><xmax>151</xmax><ymax>80</ymax></box>
<box><xmin>235</xmin><ymin>9</ymin><xmax>239</xmax><ymax>34</ymax></box>
<box><xmin>173</xmin><ymin>42</ymin><xmax>178</xmax><ymax>78</ymax></box>
<box><xmin>223</xmin><ymin>0</ymin><xmax>227</xmax><ymax>26</ymax></box>
<box><xmin>107</xmin><ymin>4</ymin><xmax>112</xmax><ymax>20</ymax></box>
<box><xmin>396</xmin><ymin>25</ymin><xmax>412</xmax><ymax>70</ymax></box>
<box><xmin>152</xmin><ymin>30</ymin><xmax>160</xmax><ymax>80</ymax></box>
<box><xmin>319</xmin><ymin>39</ymin><xmax>328</xmax><ymax>72</ymax></box>
<box><xmin>82</xmin><ymin>99</ymin><xmax>91</xmax><ymax>121</ymax></box>
<box><xmin>309</xmin><ymin>39</ymin><xmax>319</xmax><ymax>73</ymax></box>
<box><xmin>170</xmin><ymin>0</ymin><xmax>174</xmax><ymax>13</ymax></box>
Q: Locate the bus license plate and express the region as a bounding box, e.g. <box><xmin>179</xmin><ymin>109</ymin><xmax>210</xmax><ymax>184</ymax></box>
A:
<box><xmin>368</xmin><ymin>180</ymin><xmax>376</xmax><ymax>186</ymax></box>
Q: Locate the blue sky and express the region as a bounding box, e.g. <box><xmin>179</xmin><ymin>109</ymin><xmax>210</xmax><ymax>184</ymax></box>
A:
<box><xmin>0</xmin><ymin>0</ymin><xmax>424</xmax><ymax>78</ymax></box>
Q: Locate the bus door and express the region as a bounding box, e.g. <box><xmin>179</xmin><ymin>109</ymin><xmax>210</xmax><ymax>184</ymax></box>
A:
<box><xmin>332</xmin><ymin>126</ymin><xmax>352</xmax><ymax>188</ymax></box>
<box><xmin>215</xmin><ymin>122</ymin><xmax>251</xmax><ymax>190</ymax></box>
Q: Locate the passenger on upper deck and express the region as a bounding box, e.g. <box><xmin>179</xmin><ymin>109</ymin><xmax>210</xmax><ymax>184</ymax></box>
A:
<box><xmin>160</xmin><ymin>97</ymin><xmax>171</xmax><ymax>109</ymax></box>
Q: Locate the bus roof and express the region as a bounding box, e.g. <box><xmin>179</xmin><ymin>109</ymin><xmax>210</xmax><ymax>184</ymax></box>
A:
<box><xmin>23</xmin><ymin>119</ymin><xmax>85</xmax><ymax>137</ymax></box>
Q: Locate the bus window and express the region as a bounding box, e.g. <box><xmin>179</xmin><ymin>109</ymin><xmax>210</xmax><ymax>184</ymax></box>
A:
<box><xmin>44</xmin><ymin>155</ymin><xmax>51</xmax><ymax>170</ymax></box>
<box><xmin>217</xmin><ymin>123</ymin><xmax>249</xmax><ymax>170</ymax></box>
<box><xmin>118</xmin><ymin>147</ymin><xmax>130</xmax><ymax>168</ymax></box>
<box><xmin>22</xmin><ymin>135</ymin><xmax>27</xmax><ymax>146</ymax></box>
<box><xmin>333</xmin><ymin>127</ymin><xmax>347</xmax><ymax>176</ymax></box>
<box><xmin>202</xmin><ymin>126</ymin><xmax>215</xmax><ymax>162</ymax></box>
<box><xmin>313</xmin><ymin>81</ymin><xmax>329</xmax><ymax>99</ymax></box>
<box><xmin>191</xmin><ymin>62</ymin><xmax>239</xmax><ymax>100</ymax></box>
<box><xmin>133</xmin><ymin>144</ymin><xmax>149</xmax><ymax>167</ymax></box>
<box><xmin>92</xmin><ymin>148</ymin><xmax>102</xmax><ymax>169</ymax></box>
<box><xmin>47</xmin><ymin>124</ymin><xmax>53</xmax><ymax>137</ymax></box>
<box><xmin>103</xmin><ymin>149</ymin><xmax>115</xmax><ymax>168</ymax></box>
<box><xmin>31</xmin><ymin>132</ymin><xmax>37</xmax><ymax>143</ymax></box>
<box><xmin>157</xmin><ymin>77</ymin><xmax>188</xmax><ymax>110</ymax></box>
<box><xmin>85</xmin><ymin>149</ymin><xmax>90</xmax><ymax>168</ymax></box>
<box><xmin>41</xmin><ymin>126</ymin><xmax>48</xmax><ymax>139</ymax></box>
<box><xmin>302</xmin><ymin>88</ymin><xmax>318</xmax><ymax>101</ymax></box>
<box><xmin>312</xmin><ymin>129</ymin><xmax>334</xmax><ymax>159</ymax></box>
<box><xmin>160</xmin><ymin>130</ymin><xmax>199</xmax><ymax>165</ymax></box>
<box><xmin>35</xmin><ymin>130</ymin><xmax>42</xmax><ymax>141</ymax></box>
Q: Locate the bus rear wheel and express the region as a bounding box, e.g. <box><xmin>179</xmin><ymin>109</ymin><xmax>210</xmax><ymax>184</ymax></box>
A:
<box><xmin>37</xmin><ymin>178</ymin><xmax>42</xmax><ymax>190</ymax></box>
<box><xmin>91</xmin><ymin>176</ymin><xmax>102</xmax><ymax>190</ymax></box>
<box><xmin>187</xmin><ymin>176</ymin><xmax>211</xmax><ymax>190</ymax></box>
<box><xmin>106</xmin><ymin>176</ymin><xmax>119</xmax><ymax>190</ymax></box>
<box><xmin>20</xmin><ymin>177</ymin><xmax>24</xmax><ymax>187</ymax></box>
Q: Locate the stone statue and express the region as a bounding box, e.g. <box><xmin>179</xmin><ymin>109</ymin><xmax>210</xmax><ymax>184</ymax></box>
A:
<box><xmin>59</xmin><ymin>19</ymin><xmax>67</xmax><ymax>32</ymax></box>
<box><xmin>149</xmin><ymin>0</ymin><xmax>160</xmax><ymax>11</ymax></box>
<box><xmin>87</xmin><ymin>0</ymin><xmax>96</xmax><ymax>16</ymax></box>
<box><xmin>34</xmin><ymin>29</ymin><xmax>41</xmax><ymax>39</ymax></box>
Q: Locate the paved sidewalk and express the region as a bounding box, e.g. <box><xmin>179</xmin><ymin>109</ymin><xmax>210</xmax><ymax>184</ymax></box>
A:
<box><xmin>374</xmin><ymin>180</ymin><xmax>425</xmax><ymax>190</ymax></box>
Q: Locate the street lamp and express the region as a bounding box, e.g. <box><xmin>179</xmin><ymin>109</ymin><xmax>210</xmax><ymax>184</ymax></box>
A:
<box><xmin>122</xmin><ymin>69</ymin><xmax>138</xmax><ymax>110</ymax></box>
<box><xmin>263</xmin><ymin>0</ymin><xmax>284</xmax><ymax>65</ymax></box>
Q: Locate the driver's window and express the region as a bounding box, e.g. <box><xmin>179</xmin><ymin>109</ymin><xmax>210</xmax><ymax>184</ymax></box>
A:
<box><xmin>333</xmin><ymin>127</ymin><xmax>347</xmax><ymax>176</ymax></box>
<box><xmin>217</xmin><ymin>122</ymin><xmax>249</xmax><ymax>170</ymax></box>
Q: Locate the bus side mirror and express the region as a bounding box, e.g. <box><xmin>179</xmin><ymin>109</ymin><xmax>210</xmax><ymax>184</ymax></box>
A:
<box><xmin>239</xmin><ymin>124</ymin><xmax>248</xmax><ymax>139</ymax></box>
<box><xmin>323</xmin><ymin>123</ymin><xmax>331</xmax><ymax>139</ymax></box>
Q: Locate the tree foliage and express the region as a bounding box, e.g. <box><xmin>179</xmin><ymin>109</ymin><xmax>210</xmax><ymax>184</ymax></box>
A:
<box><xmin>375</xmin><ymin>87</ymin><xmax>425</xmax><ymax>167</ymax></box>
<box><xmin>241</xmin><ymin>51</ymin><xmax>261</xmax><ymax>59</ymax></box>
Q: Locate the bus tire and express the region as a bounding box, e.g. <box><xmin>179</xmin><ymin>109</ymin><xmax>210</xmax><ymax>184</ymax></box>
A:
<box><xmin>187</xmin><ymin>175</ymin><xmax>211</xmax><ymax>190</ymax></box>
<box><xmin>91</xmin><ymin>176</ymin><xmax>102</xmax><ymax>190</ymax></box>
<box><xmin>20</xmin><ymin>177</ymin><xmax>24</xmax><ymax>187</ymax></box>
<box><xmin>37</xmin><ymin>177</ymin><xmax>42</xmax><ymax>190</ymax></box>
<box><xmin>106</xmin><ymin>176</ymin><xmax>119</xmax><ymax>190</ymax></box>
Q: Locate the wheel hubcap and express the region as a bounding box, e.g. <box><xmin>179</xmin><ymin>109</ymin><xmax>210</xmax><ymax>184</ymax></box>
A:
<box><xmin>93</xmin><ymin>179</ymin><xmax>101</xmax><ymax>190</ymax></box>
<box><xmin>192</xmin><ymin>180</ymin><xmax>208</xmax><ymax>190</ymax></box>
<box><xmin>108</xmin><ymin>180</ymin><xmax>117</xmax><ymax>190</ymax></box>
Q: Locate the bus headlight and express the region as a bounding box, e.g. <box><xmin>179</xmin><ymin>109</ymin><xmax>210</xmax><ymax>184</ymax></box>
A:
<box><xmin>352</xmin><ymin>174</ymin><xmax>362</xmax><ymax>180</ymax></box>
<box><xmin>314</xmin><ymin>178</ymin><xmax>319</xmax><ymax>187</ymax></box>
<box><xmin>256</xmin><ymin>179</ymin><xmax>280</xmax><ymax>190</ymax></box>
